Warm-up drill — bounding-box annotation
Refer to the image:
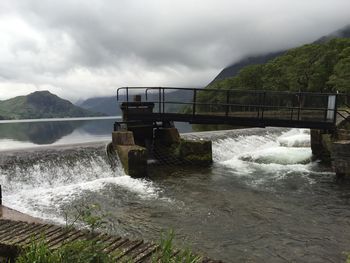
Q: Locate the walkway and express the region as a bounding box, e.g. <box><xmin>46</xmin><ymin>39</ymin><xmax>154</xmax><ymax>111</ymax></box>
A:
<box><xmin>0</xmin><ymin>219</ymin><xmax>220</xmax><ymax>262</ymax></box>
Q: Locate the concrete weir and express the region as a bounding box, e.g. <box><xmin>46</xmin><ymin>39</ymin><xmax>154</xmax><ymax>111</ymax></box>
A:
<box><xmin>111</xmin><ymin>96</ymin><xmax>212</xmax><ymax>177</ymax></box>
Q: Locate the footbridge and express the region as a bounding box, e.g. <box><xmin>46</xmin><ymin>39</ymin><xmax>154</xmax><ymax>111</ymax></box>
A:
<box><xmin>116</xmin><ymin>87</ymin><xmax>349</xmax><ymax>130</ymax></box>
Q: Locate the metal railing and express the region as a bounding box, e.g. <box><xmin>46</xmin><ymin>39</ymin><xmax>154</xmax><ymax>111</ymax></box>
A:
<box><xmin>117</xmin><ymin>87</ymin><xmax>349</xmax><ymax>129</ymax></box>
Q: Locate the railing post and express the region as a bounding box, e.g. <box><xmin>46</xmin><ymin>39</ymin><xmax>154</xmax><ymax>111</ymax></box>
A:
<box><xmin>158</xmin><ymin>87</ymin><xmax>161</xmax><ymax>114</ymax></box>
<box><xmin>297</xmin><ymin>92</ymin><xmax>301</xmax><ymax>121</ymax></box>
<box><xmin>225</xmin><ymin>90</ymin><xmax>230</xmax><ymax>117</ymax></box>
<box><xmin>162</xmin><ymin>88</ymin><xmax>165</xmax><ymax>113</ymax></box>
<box><xmin>126</xmin><ymin>87</ymin><xmax>129</xmax><ymax>121</ymax></box>
<box><xmin>192</xmin><ymin>89</ymin><xmax>197</xmax><ymax>117</ymax></box>
<box><xmin>0</xmin><ymin>185</ymin><xmax>2</xmax><ymax>206</ymax></box>
<box><xmin>257</xmin><ymin>92</ymin><xmax>261</xmax><ymax>118</ymax></box>
<box><xmin>333</xmin><ymin>94</ymin><xmax>338</xmax><ymax>125</ymax></box>
<box><xmin>261</xmin><ymin>91</ymin><xmax>266</xmax><ymax>119</ymax></box>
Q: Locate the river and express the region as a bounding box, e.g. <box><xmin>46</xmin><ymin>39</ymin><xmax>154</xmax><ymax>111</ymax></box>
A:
<box><xmin>0</xmin><ymin>117</ymin><xmax>349</xmax><ymax>262</ymax></box>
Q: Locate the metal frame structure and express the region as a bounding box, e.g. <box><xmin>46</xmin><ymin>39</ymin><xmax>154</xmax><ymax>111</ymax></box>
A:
<box><xmin>116</xmin><ymin>87</ymin><xmax>349</xmax><ymax>130</ymax></box>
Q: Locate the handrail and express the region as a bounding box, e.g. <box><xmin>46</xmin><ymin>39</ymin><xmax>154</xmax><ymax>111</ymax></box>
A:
<box><xmin>337</xmin><ymin>111</ymin><xmax>348</xmax><ymax>120</ymax></box>
<box><xmin>117</xmin><ymin>86</ymin><xmax>348</xmax><ymax>99</ymax></box>
<box><xmin>116</xmin><ymin>87</ymin><xmax>345</xmax><ymax>126</ymax></box>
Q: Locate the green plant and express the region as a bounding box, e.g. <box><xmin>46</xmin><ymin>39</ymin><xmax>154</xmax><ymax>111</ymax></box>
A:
<box><xmin>16</xmin><ymin>204</ymin><xmax>201</xmax><ymax>263</ymax></box>
<box><xmin>345</xmin><ymin>252</ymin><xmax>350</xmax><ymax>263</ymax></box>
<box><xmin>152</xmin><ymin>230</ymin><xmax>201</xmax><ymax>263</ymax></box>
<box><xmin>15</xmin><ymin>238</ymin><xmax>59</xmax><ymax>263</ymax></box>
<box><xmin>16</xmin><ymin>238</ymin><xmax>113</xmax><ymax>263</ymax></box>
<box><xmin>64</xmin><ymin>203</ymin><xmax>111</xmax><ymax>234</ymax></box>
<box><xmin>55</xmin><ymin>239</ymin><xmax>113</xmax><ymax>263</ymax></box>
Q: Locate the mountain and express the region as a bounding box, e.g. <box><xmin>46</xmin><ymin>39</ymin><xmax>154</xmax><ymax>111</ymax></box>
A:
<box><xmin>210</xmin><ymin>51</ymin><xmax>285</xmax><ymax>84</ymax></box>
<box><xmin>211</xmin><ymin>25</ymin><xmax>350</xmax><ymax>84</ymax></box>
<box><xmin>79</xmin><ymin>90</ymin><xmax>194</xmax><ymax>116</ymax></box>
<box><xmin>0</xmin><ymin>91</ymin><xmax>105</xmax><ymax>120</ymax></box>
<box><xmin>79</xmin><ymin>96</ymin><xmax>119</xmax><ymax>116</ymax></box>
<box><xmin>203</xmin><ymin>38</ymin><xmax>350</xmax><ymax>103</ymax></box>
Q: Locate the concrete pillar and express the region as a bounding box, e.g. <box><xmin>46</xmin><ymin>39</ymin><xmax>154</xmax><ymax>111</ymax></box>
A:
<box><xmin>310</xmin><ymin>129</ymin><xmax>332</xmax><ymax>163</ymax></box>
<box><xmin>112</xmin><ymin>131</ymin><xmax>148</xmax><ymax>177</ymax></box>
<box><xmin>331</xmin><ymin>140</ymin><xmax>350</xmax><ymax>177</ymax></box>
<box><xmin>154</xmin><ymin>127</ymin><xmax>181</xmax><ymax>146</ymax></box>
<box><xmin>112</xmin><ymin>131</ymin><xmax>134</xmax><ymax>147</ymax></box>
<box><xmin>115</xmin><ymin>145</ymin><xmax>148</xmax><ymax>177</ymax></box>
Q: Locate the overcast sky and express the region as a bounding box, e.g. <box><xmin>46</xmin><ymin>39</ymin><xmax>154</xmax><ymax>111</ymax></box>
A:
<box><xmin>0</xmin><ymin>0</ymin><xmax>349</xmax><ymax>101</ymax></box>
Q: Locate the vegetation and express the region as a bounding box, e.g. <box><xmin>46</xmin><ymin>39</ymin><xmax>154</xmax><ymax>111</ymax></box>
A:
<box><xmin>0</xmin><ymin>91</ymin><xmax>104</xmax><ymax>120</ymax></box>
<box><xmin>15</xmin><ymin>232</ymin><xmax>201</xmax><ymax>263</ymax></box>
<box><xmin>200</xmin><ymin>38</ymin><xmax>350</xmax><ymax>105</ymax></box>
<box><xmin>15</xmin><ymin>204</ymin><xmax>201</xmax><ymax>263</ymax></box>
<box><xmin>16</xmin><ymin>238</ymin><xmax>113</xmax><ymax>263</ymax></box>
<box><xmin>151</xmin><ymin>230</ymin><xmax>202</xmax><ymax>263</ymax></box>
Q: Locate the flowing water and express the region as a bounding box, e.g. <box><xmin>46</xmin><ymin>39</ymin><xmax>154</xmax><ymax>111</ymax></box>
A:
<box><xmin>0</xmin><ymin>118</ymin><xmax>350</xmax><ymax>262</ymax></box>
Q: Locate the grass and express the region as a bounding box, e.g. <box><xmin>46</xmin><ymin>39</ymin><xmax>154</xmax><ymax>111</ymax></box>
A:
<box><xmin>152</xmin><ymin>230</ymin><xmax>202</xmax><ymax>263</ymax></box>
<box><xmin>14</xmin><ymin>230</ymin><xmax>202</xmax><ymax>263</ymax></box>
<box><xmin>15</xmin><ymin>238</ymin><xmax>113</xmax><ymax>263</ymax></box>
<box><xmin>14</xmin><ymin>204</ymin><xmax>202</xmax><ymax>262</ymax></box>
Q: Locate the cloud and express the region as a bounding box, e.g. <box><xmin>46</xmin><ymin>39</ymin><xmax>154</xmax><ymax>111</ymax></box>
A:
<box><xmin>0</xmin><ymin>0</ymin><xmax>349</xmax><ymax>101</ymax></box>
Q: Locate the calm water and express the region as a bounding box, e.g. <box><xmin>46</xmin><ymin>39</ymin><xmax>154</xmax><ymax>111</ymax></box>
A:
<box><xmin>0</xmin><ymin>118</ymin><xmax>350</xmax><ymax>262</ymax></box>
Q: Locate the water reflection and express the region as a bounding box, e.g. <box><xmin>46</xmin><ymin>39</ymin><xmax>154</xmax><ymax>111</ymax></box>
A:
<box><xmin>0</xmin><ymin>122</ymin><xmax>82</xmax><ymax>144</ymax></box>
<box><xmin>0</xmin><ymin>118</ymin><xmax>193</xmax><ymax>150</ymax></box>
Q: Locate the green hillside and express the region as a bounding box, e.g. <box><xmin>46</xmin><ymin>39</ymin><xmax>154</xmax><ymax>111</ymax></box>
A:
<box><xmin>0</xmin><ymin>91</ymin><xmax>104</xmax><ymax>120</ymax></box>
<box><xmin>201</xmin><ymin>38</ymin><xmax>350</xmax><ymax>104</ymax></box>
<box><xmin>210</xmin><ymin>25</ymin><xmax>350</xmax><ymax>84</ymax></box>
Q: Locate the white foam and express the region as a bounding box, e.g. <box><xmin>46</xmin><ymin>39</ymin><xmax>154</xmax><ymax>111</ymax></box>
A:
<box><xmin>213</xmin><ymin>128</ymin><xmax>317</xmax><ymax>183</ymax></box>
<box><xmin>278</xmin><ymin>129</ymin><xmax>310</xmax><ymax>147</ymax></box>
<box><xmin>3</xmin><ymin>175</ymin><xmax>159</xmax><ymax>224</ymax></box>
<box><xmin>241</xmin><ymin>146</ymin><xmax>312</xmax><ymax>165</ymax></box>
<box><xmin>0</xmin><ymin>152</ymin><xmax>163</xmax><ymax>224</ymax></box>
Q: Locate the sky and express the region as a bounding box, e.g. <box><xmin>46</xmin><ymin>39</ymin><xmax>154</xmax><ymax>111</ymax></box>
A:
<box><xmin>0</xmin><ymin>0</ymin><xmax>349</xmax><ymax>102</ymax></box>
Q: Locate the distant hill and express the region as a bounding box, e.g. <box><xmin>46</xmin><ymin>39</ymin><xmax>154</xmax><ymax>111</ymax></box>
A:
<box><xmin>79</xmin><ymin>90</ymin><xmax>194</xmax><ymax>116</ymax></box>
<box><xmin>0</xmin><ymin>91</ymin><xmax>105</xmax><ymax>120</ymax></box>
<box><xmin>79</xmin><ymin>96</ymin><xmax>119</xmax><ymax>116</ymax></box>
<box><xmin>203</xmin><ymin>38</ymin><xmax>350</xmax><ymax>105</ymax></box>
<box><xmin>210</xmin><ymin>24</ymin><xmax>350</xmax><ymax>84</ymax></box>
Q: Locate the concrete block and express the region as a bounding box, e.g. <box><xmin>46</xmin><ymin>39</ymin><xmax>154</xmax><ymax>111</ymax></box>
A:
<box><xmin>179</xmin><ymin>139</ymin><xmax>212</xmax><ymax>165</ymax></box>
<box><xmin>310</xmin><ymin>129</ymin><xmax>332</xmax><ymax>163</ymax></box>
<box><xmin>154</xmin><ymin>128</ymin><xmax>181</xmax><ymax>147</ymax></box>
<box><xmin>112</xmin><ymin>131</ymin><xmax>135</xmax><ymax>147</ymax></box>
<box><xmin>331</xmin><ymin>140</ymin><xmax>350</xmax><ymax>176</ymax></box>
<box><xmin>116</xmin><ymin>145</ymin><xmax>148</xmax><ymax>177</ymax></box>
